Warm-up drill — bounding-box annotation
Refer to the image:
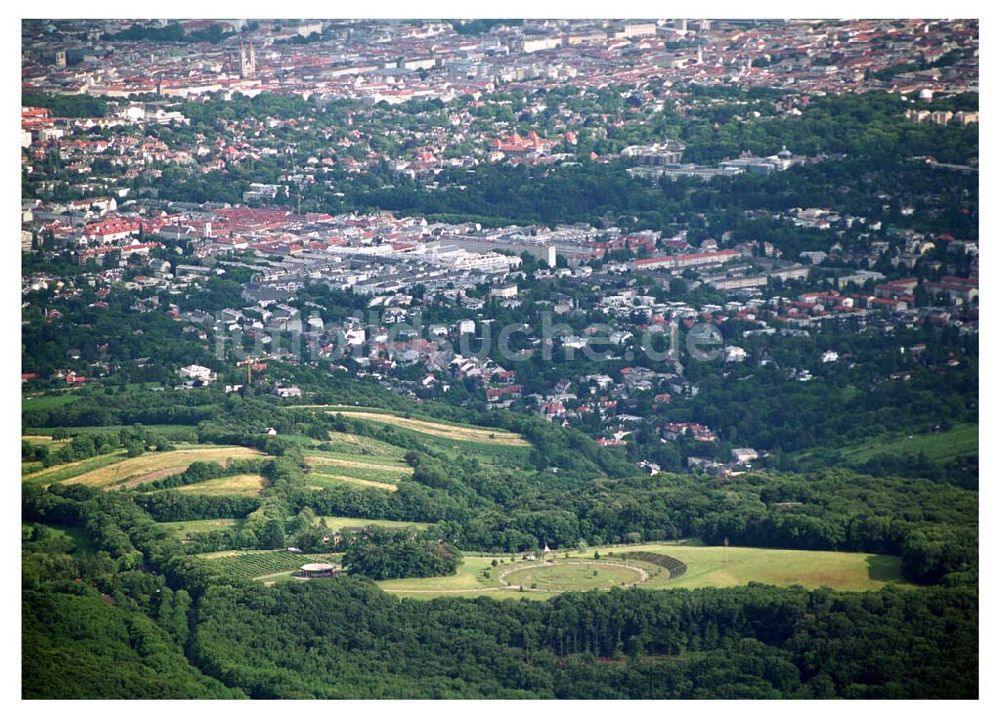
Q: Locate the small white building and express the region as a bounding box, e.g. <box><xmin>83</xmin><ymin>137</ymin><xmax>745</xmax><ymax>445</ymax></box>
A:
<box><xmin>723</xmin><ymin>346</ymin><xmax>748</xmax><ymax>363</ymax></box>
<box><xmin>178</xmin><ymin>364</ymin><xmax>215</xmax><ymax>383</ymax></box>
<box><xmin>731</xmin><ymin>448</ymin><xmax>759</xmax><ymax>464</ymax></box>
<box><xmin>490</xmin><ymin>284</ymin><xmax>518</xmax><ymax>299</ymax></box>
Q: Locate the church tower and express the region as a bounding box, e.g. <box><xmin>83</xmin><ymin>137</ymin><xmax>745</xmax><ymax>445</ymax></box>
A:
<box><xmin>239</xmin><ymin>38</ymin><xmax>256</xmax><ymax>79</ymax></box>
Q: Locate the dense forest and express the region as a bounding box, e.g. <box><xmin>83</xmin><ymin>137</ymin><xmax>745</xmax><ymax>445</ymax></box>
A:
<box><xmin>22</xmin><ymin>494</ymin><xmax>977</xmax><ymax>699</ymax></box>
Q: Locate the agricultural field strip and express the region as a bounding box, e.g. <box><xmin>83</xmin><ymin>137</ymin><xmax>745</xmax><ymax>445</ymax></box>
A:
<box><xmin>22</xmin><ymin>450</ymin><xmax>128</xmax><ymax>484</ymax></box>
<box><xmin>158</xmin><ymin>516</ymin><xmax>427</xmax><ymax>540</ymax></box>
<box><xmin>158</xmin><ymin>519</ymin><xmax>243</xmax><ymax>538</ymax></box>
<box><xmin>304</xmin><ymin>455</ymin><xmax>412</xmax><ymax>474</ymax></box>
<box><xmin>325</xmin><ymin>410</ymin><xmax>529</xmax><ymax>445</ymax></box>
<box><xmin>60</xmin><ymin>446</ymin><xmax>266</xmax><ymax>489</ymax></box>
<box><xmin>325</xmin><ymin>431</ymin><xmax>409</xmax><ymax>458</ymax></box>
<box><xmin>306</xmin><ymin>474</ymin><xmax>399</xmax><ymax>492</ymax></box>
<box><xmin>174</xmin><ymin>474</ymin><xmax>265</xmax><ymax>496</ymax></box>
<box><xmin>318</xmin><ymin>516</ymin><xmax>429</xmax><ymax>531</ymax></box>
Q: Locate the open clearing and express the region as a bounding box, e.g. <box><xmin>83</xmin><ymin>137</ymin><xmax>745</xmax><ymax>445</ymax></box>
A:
<box><xmin>304</xmin><ymin>452</ymin><xmax>411</xmax><ymax>492</ymax></box>
<box><xmin>840</xmin><ymin>423</ymin><xmax>978</xmax><ymax>464</ymax></box>
<box><xmin>157</xmin><ymin>518</ymin><xmax>245</xmax><ymax>540</ymax></box>
<box><xmin>306</xmin><ymin>474</ymin><xmax>398</xmax><ymax>492</ymax></box>
<box><xmin>305</xmin><ymin>454</ymin><xmax>413</xmax><ymax>476</ymax></box>
<box><xmin>794</xmin><ymin>423</ymin><xmax>978</xmax><ymax>467</ymax></box>
<box><xmin>57</xmin><ymin>445</ymin><xmax>265</xmax><ymax>489</ymax></box>
<box><xmin>324</xmin><ymin>431</ymin><xmax>408</xmax><ymax>459</ymax></box>
<box><xmin>175</xmin><ymin>474</ymin><xmax>266</xmax><ymax>497</ymax></box>
<box><xmin>159</xmin><ymin>515</ymin><xmax>428</xmax><ymax>543</ymax></box>
<box><xmin>22</xmin><ymin>451</ymin><xmax>127</xmax><ymax>485</ymax></box>
<box><xmin>317</xmin><ymin>516</ymin><xmax>429</xmax><ymax>531</ymax></box>
<box><xmin>22</xmin><ymin>435</ymin><xmax>69</xmax><ymax>447</ymax></box>
<box><xmin>327</xmin><ymin>410</ymin><xmax>529</xmax><ymax>446</ymax></box>
<box><xmin>377</xmin><ymin>543</ymin><xmax>909</xmax><ymax>600</ymax></box>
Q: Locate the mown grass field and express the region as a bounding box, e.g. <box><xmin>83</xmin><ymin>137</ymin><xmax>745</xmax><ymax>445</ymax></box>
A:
<box><xmin>317</xmin><ymin>516</ymin><xmax>429</xmax><ymax>531</ymax></box>
<box><xmin>332</xmin><ymin>421</ymin><xmax>533</xmax><ymax>467</ymax></box>
<box><xmin>22</xmin><ymin>451</ymin><xmax>128</xmax><ymax>486</ymax></box>
<box><xmin>157</xmin><ymin>515</ymin><xmax>428</xmax><ymax>543</ymax></box>
<box><xmin>157</xmin><ymin>518</ymin><xmax>245</xmax><ymax>540</ymax></box>
<box><xmin>630</xmin><ymin>544</ymin><xmax>904</xmax><ymax>592</ymax></box>
<box><xmin>305</xmin><ymin>454</ymin><xmax>412</xmax><ymax>478</ymax></box>
<box><xmin>329</xmin><ymin>409</ymin><xmax>528</xmax><ymax>445</ymax></box>
<box><xmin>376</xmin><ymin>543</ymin><xmax>910</xmax><ymax>600</ymax></box>
<box><xmin>324</xmin><ymin>431</ymin><xmax>408</xmax><ymax>459</ymax></box>
<box><xmin>175</xmin><ymin>474</ymin><xmax>266</xmax><ymax>497</ymax></box>
<box><xmin>22</xmin><ymin>434</ymin><xmax>69</xmax><ymax>447</ymax></box>
<box><xmin>304</xmin><ymin>451</ymin><xmax>411</xmax><ymax>492</ymax></box>
<box><xmin>305</xmin><ymin>474</ymin><xmax>399</xmax><ymax>492</ymax></box>
<box><xmin>56</xmin><ymin>445</ymin><xmax>266</xmax><ymax>490</ymax></box>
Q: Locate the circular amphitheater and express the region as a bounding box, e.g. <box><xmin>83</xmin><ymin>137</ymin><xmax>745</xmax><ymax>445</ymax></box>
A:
<box><xmin>497</xmin><ymin>552</ymin><xmax>687</xmax><ymax>593</ymax></box>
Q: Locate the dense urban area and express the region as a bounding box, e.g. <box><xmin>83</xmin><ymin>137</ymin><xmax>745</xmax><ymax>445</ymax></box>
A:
<box><xmin>21</xmin><ymin>18</ymin><xmax>978</xmax><ymax>700</ymax></box>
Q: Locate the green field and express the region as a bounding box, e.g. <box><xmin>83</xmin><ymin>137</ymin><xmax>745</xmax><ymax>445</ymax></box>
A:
<box><xmin>305</xmin><ymin>473</ymin><xmax>399</xmax><ymax>492</ymax></box>
<box><xmin>303</xmin><ymin>449</ymin><xmax>412</xmax><ymax>492</ymax></box>
<box><xmin>376</xmin><ymin>543</ymin><xmax>910</xmax><ymax>600</ymax></box>
<box><xmin>21</xmin><ymin>451</ymin><xmax>128</xmax><ymax>486</ymax></box>
<box><xmin>318</xmin><ymin>516</ymin><xmax>429</xmax><ymax>531</ymax></box>
<box><xmin>174</xmin><ymin>474</ymin><xmax>265</xmax><ymax>497</ymax></box>
<box><xmin>157</xmin><ymin>517</ymin><xmax>245</xmax><ymax>539</ymax></box>
<box><xmin>323</xmin><ymin>431</ymin><xmax>408</xmax><ymax>459</ymax></box>
<box><xmin>348</xmin><ymin>422</ymin><xmax>532</xmax><ymax>467</ymax></box>
<box><xmin>21</xmin><ymin>393</ymin><xmax>81</xmax><ymax>412</ymax></box>
<box><xmin>23</xmin><ymin>522</ymin><xmax>96</xmax><ymax>554</ymax></box>
<box><xmin>840</xmin><ymin>423</ymin><xmax>978</xmax><ymax>463</ymax></box>
<box><xmin>23</xmin><ymin>425</ymin><xmax>200</xmax><ymax>440</ymax></box>
<box><xmin>54</xmin><ymin>445</ymin><xmax>266</xmax><ymax>490</ymax></box>
<box><xmin>794</xmin><ymin>423</ymin><xmax>978</xmax><ymax>466</ymax></box>
<box><xmin>305</xmin><ymin>454</ymin><xmax>411</xmax><ymax>480</ymax></box>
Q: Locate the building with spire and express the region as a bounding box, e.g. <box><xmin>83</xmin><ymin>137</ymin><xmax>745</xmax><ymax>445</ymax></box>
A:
<box><xmin>239</xmin><ymin>38</ymin><xmax>256</xmax><ymax>79</ymax></box>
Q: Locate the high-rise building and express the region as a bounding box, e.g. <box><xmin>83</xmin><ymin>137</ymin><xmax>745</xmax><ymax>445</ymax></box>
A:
<box><xmin>54</xmin><ymin>50</ymin><xmax>66</xmax><ymax>68</ymax></box>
